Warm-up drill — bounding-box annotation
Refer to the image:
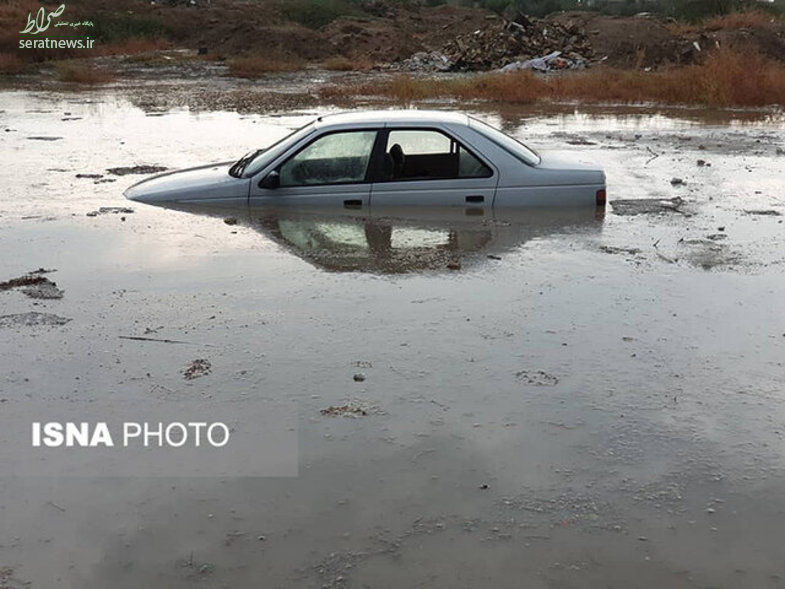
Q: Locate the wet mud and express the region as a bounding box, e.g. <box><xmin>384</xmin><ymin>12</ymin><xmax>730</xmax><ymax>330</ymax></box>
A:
<box><xmin>1</xmin><ymin>88</ymin><xmax>784</xmax><ymax>588</ymax></box>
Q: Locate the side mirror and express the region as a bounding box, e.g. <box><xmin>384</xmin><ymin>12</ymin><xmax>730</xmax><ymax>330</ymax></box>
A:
<box><xmin>259</xmin><ymin>171</ymin><xmax>280</xmax><ymax>190</ymax></box>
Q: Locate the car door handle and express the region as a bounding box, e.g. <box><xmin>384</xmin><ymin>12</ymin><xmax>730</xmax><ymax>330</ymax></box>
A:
<box><xmin>343</xmin><ymin>199</ymin><xmax>362</xmax><ymax>209</ymax></box>
<box><xmin>465</xmin><ymin>195</ymin><xmax>484</xmax><ymax>204</ymax></box>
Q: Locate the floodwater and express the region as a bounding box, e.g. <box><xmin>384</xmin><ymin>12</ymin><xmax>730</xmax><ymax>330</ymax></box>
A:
<box><xmin>1</xmin><ymin>88</ymin><xmax>785</xmax><ymax>588</ymax></box>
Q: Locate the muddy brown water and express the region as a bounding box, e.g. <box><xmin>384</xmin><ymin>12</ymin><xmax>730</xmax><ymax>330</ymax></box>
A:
<box><xmin>1</xmin><ymin>88</ymin><xmax>784</xmax><ymax>588</ymax></box>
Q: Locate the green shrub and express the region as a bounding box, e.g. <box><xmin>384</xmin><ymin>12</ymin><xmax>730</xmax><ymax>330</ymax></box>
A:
<box><xmin>281</xmin><ymin>0</ymin><xmax>361</xmax><ymax>29</ymax></box>
<box><xmin>92</xmin><ymin>14</ymin><xmax>167</xmax><ymax>43</ymax></box>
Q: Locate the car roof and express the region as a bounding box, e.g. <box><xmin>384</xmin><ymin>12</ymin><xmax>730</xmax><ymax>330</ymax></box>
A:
<box><xmin>313</xmin><ymin>110</ymin><xmax>470</xmax><ymax>129</ymax></box>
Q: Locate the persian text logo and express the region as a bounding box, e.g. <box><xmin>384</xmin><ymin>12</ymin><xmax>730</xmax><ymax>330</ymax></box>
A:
<box><xmin>19</xmin><ymin>3</ymin><xmax>96</xmax><ymax>50</ymax></box>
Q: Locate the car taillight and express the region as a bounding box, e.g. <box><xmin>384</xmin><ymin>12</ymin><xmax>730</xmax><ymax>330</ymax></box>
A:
<box><xmin>596</xmin><ymin>189</ymin><xmax>607</xmax><ymax>207</ymax></box>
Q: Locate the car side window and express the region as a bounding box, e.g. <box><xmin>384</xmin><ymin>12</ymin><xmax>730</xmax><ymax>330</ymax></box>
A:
<box><xmin>382</xmin><ymin>129</ymin><xmax>491</xmax><ymax>181</ymax></box>
<box><xmin>279</xmin><ymin>130</ymin><xmax>377</xmax><ymax>187</ymax></box>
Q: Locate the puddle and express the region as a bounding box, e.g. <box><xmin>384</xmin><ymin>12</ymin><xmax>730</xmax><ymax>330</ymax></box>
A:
<box><xmin>1</xmin><ymin>88</ymin><xmax>785</xmax><ymax>589</ymax></box>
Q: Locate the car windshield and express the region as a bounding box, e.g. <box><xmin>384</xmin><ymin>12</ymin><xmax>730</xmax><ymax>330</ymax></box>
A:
<box><xmin>229</xmin><ymin>123</ymin><xmax>315</xmax><ymax>178</ymax></box>
<box><xmin>469</xmin><ymin>117</ymin><xmax>541</xmax><ymax>166</ymax></box>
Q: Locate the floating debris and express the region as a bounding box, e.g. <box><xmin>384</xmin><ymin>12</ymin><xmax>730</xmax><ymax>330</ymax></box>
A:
<box><xmin>744</xmin><ymin>209</ymin><xmax>781</xmax><ymax>216</ymax></box>
<box><xmin>320</xmin><ymin>400</ymin><xmax>380</xmax><ymax>418</ymax></box>
<box><xmin>611</xmin><ymin>197</ymin><xmax>687</xmax><ymax>216</ymax></box>
<box><xmin>183</xmin><ymin>358</ymin><xmax>212</xmax><ymax>380</ymax></box>
<box><xmin>106</xmin><ymin>165</ymin><xmax>168</xmax><ymax>176</ymax></box>
<box><xmin>515</xmin><ymin>370</ymin><xmax>559</xmax><ymax>386</ymax></box>
<box><xmin>0</xmin><ymin>312</ymin><xmax>71</xmax><ymax>328</ymax></box>
<box><xmin>600</xmin><ymin>245</ymin><xmax>642</xmax><ymax>256</ymax></box>
<box><xmin>86</xmin><ymin>207</ymin><xmax>134</xmax><ymax>217</ymax></box>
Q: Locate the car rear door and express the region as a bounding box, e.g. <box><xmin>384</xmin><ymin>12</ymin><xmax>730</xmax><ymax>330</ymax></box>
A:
<box><xmin>369</xmin><ymin>127</ymin><xmax>498</xmax><ymax>213</ymax></box>
<box><xmin>249</xmin><ymin>129</ymin><xmax>377</xmax><ymax>211</ymax></box>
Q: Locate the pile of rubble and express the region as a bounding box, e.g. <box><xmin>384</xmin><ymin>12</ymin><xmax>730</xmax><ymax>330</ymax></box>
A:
<box><xmin>399</xmin><ymin>11</ymin><xmax>594</xmax><ymax>72</ymax></box>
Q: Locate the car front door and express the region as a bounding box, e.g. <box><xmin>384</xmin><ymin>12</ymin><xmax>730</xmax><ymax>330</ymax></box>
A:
<box><xmin>369</xmin><ymin>128</ymin><xmax>498</xmax><ymax>213</ymax></box>
<box><xmin>249</xmin><ymin>129</ymin><xmax>377</xmax><ymax>210</ymax></box>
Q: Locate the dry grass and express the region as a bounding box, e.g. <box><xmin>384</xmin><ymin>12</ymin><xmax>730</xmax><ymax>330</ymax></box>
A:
<box><xmin>323</xmin><ymin>55</ymin><xmax>372</xmax><ymax>71</ymax></box>
<box><xmin>671</xmin><ymin>10</ymin><xmax>781</xmax><ymax>33</ymax></box>
<box><xmin>322</xmin><ymin>72</ymin><xmax>547</xmax><ymax>106</ymax></box>
<box><xmin>55</xmin><ymin>62</ymin><xmax>115</xmax><ymax>84</ymax></box>
<box><xmin>552</xmin><ymin>49</ymin><xmax>785</xmax><ymax>106</ymax></box>
<box><xmin>227</xmin><ymin>55</ymin><xmax>305</xmax><ymax>77</ymax></box>
<box><xmin>703</xmin><ymin>10</ymin><xmax>779</xmax><ymax>30</ymax></box>
<box><xmin>0</xmin><ymin>52</ymin><xmax>27</xmax><ymax>74</ymax></box>
<box><xmin>322</xmin><ymin>49</ymin><xmax>785</xmax><ymax>108</ymax></box>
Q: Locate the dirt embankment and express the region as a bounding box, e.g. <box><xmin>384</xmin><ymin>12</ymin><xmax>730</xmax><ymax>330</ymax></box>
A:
<box><xmin>175</xmin><ymin>2</ymin><xmax>499</xmax><ymax>63</ymax></box>
<box><xmin>548</xmin><ymin>11</ymin><xmax>785</xmax><ymax>69</ymax></box>
<box><xmin>1</xmin><ymin>0</ymin><xmax>784</xmax><ymax>72</ymax></box>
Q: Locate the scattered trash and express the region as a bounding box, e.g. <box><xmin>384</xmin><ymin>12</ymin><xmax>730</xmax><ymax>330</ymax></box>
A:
<box><xmin>86</xmin><ymin>207</ymin><xmax>134</xmax><ymax>217</ymax></box>
<box><xmin>397</xmin><ymin>12</ymin><xmax>593</xmax><ymax>72</ymax></box>
<box><xmin>744</xmin><ymin>209</ymin><xmax>781</xmax><ymax>216</ymax></box>
<box><xmin>515</xmin><ymin>370</ymin><xmax>559</xmax><ymax>386</ymax></box>
<box><xmin>106</xmin><ymin>165</ymin><xmax>168</xmax><ymax>176</ymax></box>
<box><xmin>320</xmin><ymin>400</ymin><xmax>379</xmax><ymax>418</ymax></box>
<box><xmin>224</xmin><ymin>217</ymin><xmax>238</xmax><ymax>225</ymax></box>
<box><xmin>611</xmin><ymin>197</ymin><xmax>688</xmax><ymax>216</ymax></box>
<box><xmin>600</xmin><ymin>245</ymin><xmax>641</xmax><ymax>256</ymax></box>
<box><xmin>119</xmin><ymin>334</ymin><xmax>206</xmax><ymax>345</ymax></box>
<box><xmin>0</xmin><ymin>312</ymin><xmax>71</xmax><ymax>328</ymax></box>
<box><xmin>440</xmin><ymin>14</ymin><xmax>593</xmax><ymax>71</ymax></box>
<box><xmin>498</xmin><ymin>50</ymin><xmax>587</xmax><ymax>73</ymax></box>
<box><xmin>353</xmin><ymin>373</ymin><xmax>366</xmax><ymax>382</ymax></box>
<box><xmin>183</xmin><ymin>358</ymin><xmax>212</xmax><ymax>380</ymax></box>
<box><xmin>399</xmin><ymin>51</ymin><xmax>452</xmax><ymax>72</ymax></box>
<box><xmin>670</xmin><ymin>177</ymin><xmax>685</xmax><ymax>186</ymax></box>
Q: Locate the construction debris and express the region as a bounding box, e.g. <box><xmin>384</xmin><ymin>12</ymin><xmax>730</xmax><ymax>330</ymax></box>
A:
<box><xmin>498</xmin><ymin>50</ymin><xmax>588</xmax><ymax>73</ymax></box>
<box><xmin>400</xmin><ymin>11</ymin><xmax>594</xmax><ymax>72</ymax></box>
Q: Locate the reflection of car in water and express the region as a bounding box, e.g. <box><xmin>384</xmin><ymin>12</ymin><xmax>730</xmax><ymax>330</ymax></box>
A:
<box><xmin>125</xmin><ymin>110</ymin><xmax>607</xmax><ymax>209</ymax></box>
<box><xmin>164</xmin><ymin>204</ymin><xmax>604</xmax><ymax>274</ymax></box>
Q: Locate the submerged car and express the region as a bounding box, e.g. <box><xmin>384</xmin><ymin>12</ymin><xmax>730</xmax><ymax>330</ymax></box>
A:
<box><xmin>124</xmin><ymin>110</ymin><xmax>606</xmax><ymax>209</ymax></box>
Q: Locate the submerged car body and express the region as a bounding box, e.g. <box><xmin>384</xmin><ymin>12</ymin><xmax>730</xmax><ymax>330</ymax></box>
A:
<box><xmin>124</xmin><ymin>110</ymin><xmax>606</xmax><ymax>209</ymax></box>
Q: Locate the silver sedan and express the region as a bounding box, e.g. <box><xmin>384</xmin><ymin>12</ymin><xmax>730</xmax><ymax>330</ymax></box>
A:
<box><xmin>124</xmin><ymin>110</ymin><xmax>607</xmax><ymax>209</ymax></box>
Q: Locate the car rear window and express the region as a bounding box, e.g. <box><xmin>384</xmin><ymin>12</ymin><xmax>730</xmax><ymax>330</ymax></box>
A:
<box><xmin>468</xmin><ymin>117</ymin><xmax>541</xmax><ymax>166</ymax></box>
